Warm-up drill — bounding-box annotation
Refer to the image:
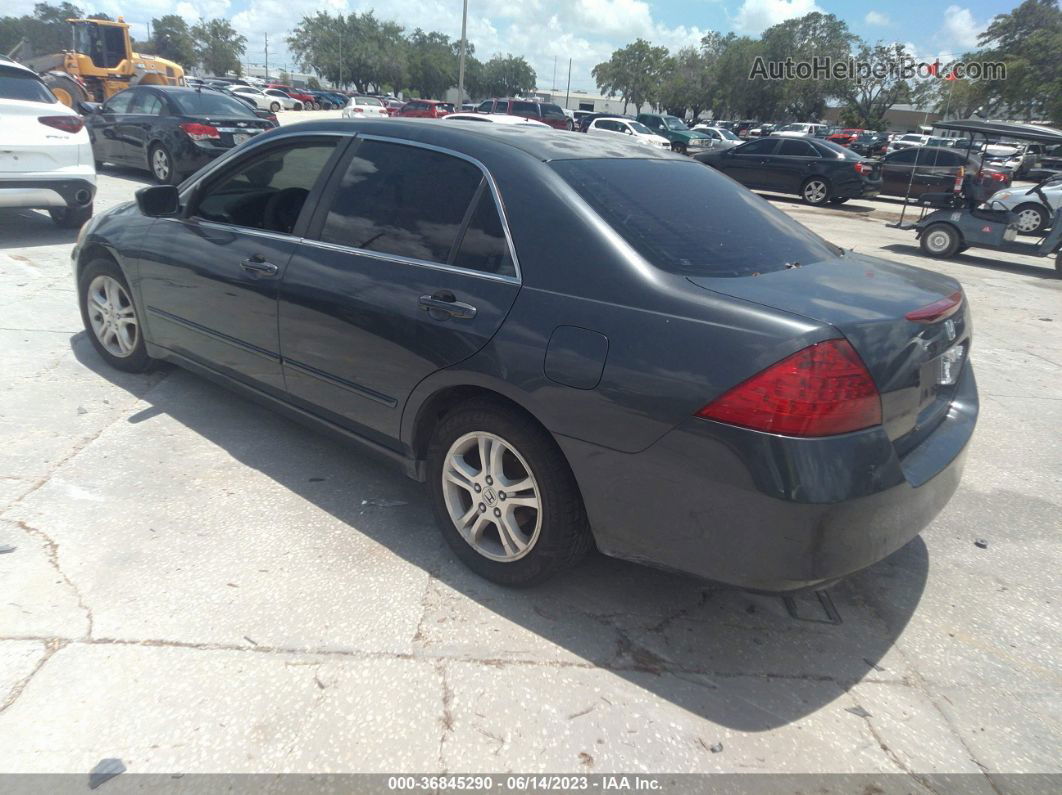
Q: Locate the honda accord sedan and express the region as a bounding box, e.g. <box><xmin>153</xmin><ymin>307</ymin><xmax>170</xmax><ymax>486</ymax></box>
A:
<box><xmin>71</xmin><ymin>119</ymin><xmax>977</xmax><ymax>590</ymax></box>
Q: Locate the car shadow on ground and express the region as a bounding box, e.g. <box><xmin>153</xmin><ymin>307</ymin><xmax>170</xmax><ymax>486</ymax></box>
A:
<box><xmin>0</xmin><ymin>208</ymin><xmax>78</xmax><ymax>250</ymax></box>
<box><xmin>95</xmin><ymin>163</ymin><xmax>156</xmax><ymax>185</ymax></box>
<box><xmin>760</xmin><ymin>193</ymin><xmax>881</xmax><ymax>215</ymax></box>
<box><xmin>880</xmin><ymin>243</ymin><xmax>1058</xmax><ymax>279</ymax></box>
<box><xmin>70</xmin><ymin>333</ymin><xmax>928</xmax><ymax>732</ymax></box>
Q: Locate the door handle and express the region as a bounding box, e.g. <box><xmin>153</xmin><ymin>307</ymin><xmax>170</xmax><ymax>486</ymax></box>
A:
<box><xmin>240</xmin><ymin>255</ymin><xmax>279</xmax><ymax>277</ymax></box>
<box><xmin>419</xmin><ymin>291</ymin><xmax>477</xmax><ymax>320</ymax></box>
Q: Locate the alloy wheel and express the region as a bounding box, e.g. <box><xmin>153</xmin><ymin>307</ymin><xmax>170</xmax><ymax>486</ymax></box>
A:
<box><xmin>441</xmin><ymin>431</ymin><xmax>542</xmax><ymax>562</ymax></box>
<box><xmin>86</xmin><ymin>275</ymin><xmax>138</xmax><ymax>358</ymax></box>
<box><xmin>804</xmin><ymin>180</ymin><xmax>828</xmax><ymax>204</ymax></box>
<box><xmin>152</xmin><ymin>148</ymin><xmax>171</xmax><ymax>182</ymax></box>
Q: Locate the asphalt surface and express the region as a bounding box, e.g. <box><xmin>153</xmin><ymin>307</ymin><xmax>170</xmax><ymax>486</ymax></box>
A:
<box><xmin>0</xmin><ymin>113</ymin><xmax>1059</xmax><ymax>782</ymax></box>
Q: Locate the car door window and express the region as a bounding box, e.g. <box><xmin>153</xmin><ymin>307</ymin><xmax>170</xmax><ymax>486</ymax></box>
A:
<box><xmin>778</xmin><ymin>139</ymin><xmax>816</xmax><ymax>157</ymax></box>
<box><xmin>477</xmin><ymin>100</ymin><xmax>493</xmax><ymax>113</ymax></box>
<box><xmin>192</xmin><ymin>141</ymin><xmax>338</xmax><ymax>234</ymax></box>
<box><xmin>889</xmin><ymin>149</ymin><xmax>918</xmax><ymax>164</ymax></box>
<box><xmin>317</xmin><ymin>139</ymin><xmax>484</xmax><ymax>265</ymax></box>
<box><xmin>916</xmin><ymin>149</ymin><xmax>958</xmax><ymax>166</ymax></box>
<box><xmin>103</xmin><ymin>91</ymin><xmax>133</xmax><ymax>113</ymax></box>
<box><xmin>734</xmin><ymin>139</ymin><xmax>777</xmax><ymax>155</ymax></box>
<box><xmin>129</xmin><ymin>91</ymin><xmax>164</xmax><ymax>115</ymax></box>
<box><xmin>451</xmin><ymin>188</ymin><xmax>515</xmax><ymax>277</ymax></box>
<box><xmin>511</xmin><ymin>101</ymin><xmax>538</xmax><ymax>116</ymax></box>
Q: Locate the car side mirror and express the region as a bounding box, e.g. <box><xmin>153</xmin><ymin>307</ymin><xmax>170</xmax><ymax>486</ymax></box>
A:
<box><xmin>78</xmin><ymin>101</ymin><xmax>101</xmax><ymax>115</ymax></box>
<box><xmin>136</xmin><ymin>185</ymin><xmax>180</xmax><ymax>217</ymax></box>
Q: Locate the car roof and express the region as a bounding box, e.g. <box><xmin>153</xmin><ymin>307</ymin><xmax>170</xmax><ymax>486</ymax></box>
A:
<box><xmin>0</xmin><ymin>56</ymin><xmax>41</xmax><ymax>77</ymax></box>
<box><xmin>259</xmin><ymin>118</ymin><xmax>676</xmax><ymax>161</ymax></box>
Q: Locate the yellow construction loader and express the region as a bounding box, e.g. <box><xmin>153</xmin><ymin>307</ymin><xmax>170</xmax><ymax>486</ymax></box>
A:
<box><xmin>17</xmin><ymin>17</ymin><xmax>185</xmax><ymax>107</ymax></box>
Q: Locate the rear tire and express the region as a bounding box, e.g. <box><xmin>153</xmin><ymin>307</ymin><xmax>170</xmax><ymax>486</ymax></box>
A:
<box><xmin>49</xmin><ymin>202</ymin><xmax>93</xmax><ymax>229</ymax></box>
<box><xmin>149</xmin><ymin>143</ymin><xmax>179</xmax><ymax>185</ymax></box>
<box><xmin>801</xmin><ymin>177</ymin><xmax>831</xmax><ymax>206</ymax></box>
<box><xmin>427</xmin><ymin>399</ymin><xmax>593</xmax><ymax>586</ymax></box>
<box><xmin>77</xmin><ymin>258</ymin><xmax>154</xmax><ymax>373</ymax></box>
<box><xmin>270</xmin><ymin>101</ymin><xmax>281</xmax><ymax>113</ymax></box>
<box><xmin>920</xmin><ymin>223</ymin><xmax>961</xmax><ymax>257</ymax></box>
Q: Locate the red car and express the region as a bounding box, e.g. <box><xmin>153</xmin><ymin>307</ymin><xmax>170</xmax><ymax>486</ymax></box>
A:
<box><xmin>476</xmin><ymin>98</ymin><xmax>569</xmax><ymax>130</ymax></box>
<box><xmin>397</xmin><ymin>99</ymin><xmax>455</xmax><ymax>118</ymax></box>
<box><xmin>267</xmin><ymin>84</ymin><xmax>318</xmax><ymax>110</ymax></box>
<box><xmin>384</xmin><ymin>98</ymin><xmax>406</xmax><ymax>117</ymax></box>
<box><xmin>827</xmin><ymin>128</ymin><xmax>863</xmax><ymax>147</ymax></box>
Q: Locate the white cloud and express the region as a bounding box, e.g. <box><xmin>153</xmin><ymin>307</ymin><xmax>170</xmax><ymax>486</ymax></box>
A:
<box><xmin>733</xmin><ymin>0</ymin><xmax>822</xmax><ymax>35</ymax></box>
<box><xmin>864</xmin><ymin>11</ymin><xmax>891</xmax><ymax>27</ymax></box>
<box><xmin>938</xmin><ymin>5</ymin><xmax>985</xmax><ymax>50</ymax></box>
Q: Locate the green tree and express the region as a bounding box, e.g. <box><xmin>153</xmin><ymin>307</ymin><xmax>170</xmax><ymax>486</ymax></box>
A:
<box><xmin>192</xmin><ymin>18</ymin><xmax>246</xmax><ymax>77</ymax></box>
<box><xmin>0</xmin><ymin>3</ymin><xmax>84</xmax><ymax>58</ymax></box>
<box><xmin>480</xmin><ymin>53</ymin><xmax>536</xmax><ymax>97</ymax></box>
<box><xmin>837</xmin><ymin>42</ymin><xmax>915</xmax><ymax>128</ymax></box>
<box><xmin>306</xmin><ymin>75</ymin><xmax>320</xmax><ymax>89</ymax></box>
<box><xmin>407</xmin><ymin>29</ymin><xmax>458</xmax><ymax>99</ymax></box>
<box><xmin>657</xmin><ymin>47</ymin><xmax>708</xmax><ymax>118</ymax></box>
<box><xmin>592</xmin><ymin>39</ymin><xmax>668</xmax><ymax>113</ymax></box>
<box><xmin>287</xmin><ymin>11</ymin><xmax>407</xmax><ymax>93</ymax></box>
<box><xmin>149</xmin><ymin>15</ymin><xmax>195</xmax><ymax>68</ymax></box>
<box><xmin>760</xmin><ymin>13</ymin><xmax>854</xmax><ymax>120</ymax></box>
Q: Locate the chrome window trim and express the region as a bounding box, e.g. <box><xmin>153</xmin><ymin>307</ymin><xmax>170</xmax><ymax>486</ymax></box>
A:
<box><xmin>339</xmin><ymin>133</ymin><xmax>523</xmax><ymax>283</ymax></box>
<box><xmin>191</xmin><ymin>219</ymin><xmax>299</xmax><ymax>244</ymax></box>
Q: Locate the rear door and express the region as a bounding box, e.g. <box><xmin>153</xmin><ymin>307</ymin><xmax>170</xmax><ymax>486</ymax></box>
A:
<box><xmin>137</xmin><ymin>135</ymin><xmax>344</xmax><ymax>393</ymax></box>
<box><xmin>278</xmin><ymin>136</ymin><xmax>521</xmax><ymax>443</ymax></box>
<box><xmin>881</xmin><ymin>148</ymin><xmax>918</xmax><ymax>195</ymax></box>
<box><xmin>767</xmin><ymin>138</ymin><xmax>818</xmax><ymax>192</ymax></box>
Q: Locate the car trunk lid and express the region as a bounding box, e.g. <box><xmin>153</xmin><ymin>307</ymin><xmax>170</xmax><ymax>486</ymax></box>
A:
<box><xmin>688</xmin><ymin>253</ymin><xmax>971</xmax><ymax>452</ymax></box>
<box><xmin>0</xmin><ymin>98</ymin><xmax>82</xmax><ymax>174</ymax></box>
<box><xmin>192</xmin><ymin>115</ymin><xmax>273</xmax><ymax>147</ymax></box>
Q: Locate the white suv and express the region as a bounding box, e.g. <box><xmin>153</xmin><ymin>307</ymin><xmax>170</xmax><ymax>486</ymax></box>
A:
<box><xmin>0</xmin><ymin>56</ymin><xmax>96</xmax><ymax>228</ymax></box>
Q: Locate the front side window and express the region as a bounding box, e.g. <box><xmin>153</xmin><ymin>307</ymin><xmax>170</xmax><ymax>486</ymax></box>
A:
<box><xmin>663</xmin><ymin>116</ymin><xmax>688</xmax><ymax>131</ymax></box>
<box><xmin>629</xmin><ymin>121</ymin><xmax>653</xmax><ymax>135</ymax></box>
<box><xmin>888</xmin><ymin>149</ymin><xmax>918</xmax><ymax>164</ymax></box>
<box><xmin>477</xmin><ymin>100</ymin><xmax>493</xmax><ymax>113</ymax></box>
<box><xmin>103</xmin><ymin>90</ymin><xmax>134</xmax><ymax>114</ymax></box>
<box><xmin>129</xmin><ymin>92</ymin><xmax>164</xmax><ymax>115</ymax></box>
<box><xmin>318</xmin><ymin>140</ymin><xmax>484</xmax><ymax>264</ymax></box>
<box><xmin>540</xmin><ymin>103</ymin><xmax>566</xmax><ymax>120</ymax></box>
<box><xmin>193</xmin><ymin>141</ymin><xmax>337</xmax><ymax>234</ymax></box>
<box><xmin>734</xmin><ymin>139</ymin><xmax>777</xmax><ymax>155</ymax></box>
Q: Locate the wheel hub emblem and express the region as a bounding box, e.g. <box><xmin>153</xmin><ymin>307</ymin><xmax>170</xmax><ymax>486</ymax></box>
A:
<box><xmin>484</xmin><ymin>488</ymin><xmax>498</xmax><ymax>506</ymax></box>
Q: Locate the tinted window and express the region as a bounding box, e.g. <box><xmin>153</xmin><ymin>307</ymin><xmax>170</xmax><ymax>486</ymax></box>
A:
<box><xmin>596</xmin><ymin>120</ymin><xmax>621</xmax><ymax>132</ymax></box>
<box><xmin>194</xmin><ymin>142</ymin><xmax>336</xmax><ymax>234</ymax></box>
<box><xmin>888</xmin><ymin>149</ymin><xmax>918</xmax><ymax>164</ymax></box>
<box><xmin>779</xmin><ymin>139</ymin><xmax>816</xmax><ymax>157</ymax></box>
<box><xmin>552</xmin><ymin>159</ymin><xmax>840</xmax><ymax>277</ymax></box>
<box><xmin>130</xmin><ymin>91</ymin><xmax>164</xmax><ymax>115</ymax></box>
<box><xmin>452</xmin><ymin>189</ymin><xmax>515</xmax><ymax>276</ymax></box>
<box><xmin>477</xmin><ymin>100</ymin><xmax>493</xmax><ymax>113</ymax></box>
<box><xmin>104</xmin><ymin>90</ymin><xmax>134</xmax><ymax>113</ymax></box>
<box><xmin>734</xmin><ymin>139</ymin><xmax>777</xmax><ymax>155</ymax></box>
<box><xmin>0</xmin><ymin>68</ymin><xmax>55</xmax><ymax>102</ymax></box>
<box><xmin>319</xmin><ymin>140</ymin><xmax>483</xmax><ymax>264</ymax></box>
<box><xmin>815</xmin><ymin>139</ymin><xmax>861</xmax><ymax>159</ymax></box>
<box><xmin>540</xmin><ymin>103</ymin><xmax>566</xmax><ymax>120</ymax></box>
<box><xmin>172</xmin><ymin>90</ymin><xmax>256</xmax><ymax>117</ymax></box>
<box><xmin>356</xmin><ymin>97</ymin><xmax>383</xmax><ymax>106</ymax></box>
<box><xmin>629</xmin><ymin>121</ymin><xmax>653</xmax><ymax>135</ymax></box>
<box><xmin>512</xmin><ymin>101</ymin><xmax>538</xmax><ymax>115</ymax></box>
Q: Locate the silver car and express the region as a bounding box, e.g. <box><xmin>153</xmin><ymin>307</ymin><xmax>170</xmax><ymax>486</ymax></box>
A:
<box><xmin>986</xmin><ymin>177</ymin><xmax>1062</xmax><ymax>233</ymax></box>
<box><xmin>692</xmin><ymin>125</ymin><xmax>742</xmax><ymax>150</ymax></box>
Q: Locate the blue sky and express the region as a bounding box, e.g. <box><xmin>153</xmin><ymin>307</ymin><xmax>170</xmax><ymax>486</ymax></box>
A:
<box><xmin>10</xmin><ymin>0</ymin><xmax>1015</xmax><ymax>91</ymax></box>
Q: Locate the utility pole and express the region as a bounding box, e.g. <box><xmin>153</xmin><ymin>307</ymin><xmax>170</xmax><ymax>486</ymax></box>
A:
<box><xmin>457</xmin><ymin>0</ymin><xmax>468</xmax><ymax>102</ymax></box>
<box><xmin>552</xmin><ymin>56</ymin><xmax>556</xmax><ymax>93</ymax></box>
<box><xmin>264</xmin><ymin>33</ymin><xmax>269</xmax><ymax>80</ymax></box>
<box><xmin>564</xmin><ymin>58</ymin><xmax>571</xmax><ymax>109</ymax></box>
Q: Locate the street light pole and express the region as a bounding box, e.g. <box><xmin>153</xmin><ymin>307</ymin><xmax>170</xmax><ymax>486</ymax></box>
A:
<box><xmin>457</xmin><ymin>0</ymin><xmax>468</xmax><ymax>102</ymax></box>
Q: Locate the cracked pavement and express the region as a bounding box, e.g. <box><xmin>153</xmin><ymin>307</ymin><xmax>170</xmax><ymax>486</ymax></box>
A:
<box><xmin>0</xmin><ymin>122</ymin><xmax>1059</xmax><ymax>782</ymax></box>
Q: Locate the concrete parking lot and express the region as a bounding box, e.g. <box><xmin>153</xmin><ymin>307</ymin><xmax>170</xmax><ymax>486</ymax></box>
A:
<box><xmin>0</xmin><ymin>114</ymin><xmax>1059</xmax><ymax>782</ymax></box>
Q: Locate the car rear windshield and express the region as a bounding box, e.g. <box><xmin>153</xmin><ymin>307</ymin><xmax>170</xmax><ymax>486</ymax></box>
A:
<box><xmin>552</xmin><ymin>158</ymin><xmax>841</xmax><ymax>277</ymax></box>
<box><xmin>171</xmin><ymin>91</ymin><xmax>256</xmax><ymax>117</ymax></box>
<box><xmin>0</xmin><ymin>68</ymin><xmax>55</xmax><ymax>103</ymax></box>
<box><xmin>817</xmin><ymin>139</ymin><xmax>862</xmax><ymax>159</ymax></box>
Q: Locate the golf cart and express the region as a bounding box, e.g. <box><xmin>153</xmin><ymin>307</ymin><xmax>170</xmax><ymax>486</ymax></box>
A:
<box><xmin>890</xmin><ymin>119</ymin><xmax>1062</xmax><ymax>276</ymax></box>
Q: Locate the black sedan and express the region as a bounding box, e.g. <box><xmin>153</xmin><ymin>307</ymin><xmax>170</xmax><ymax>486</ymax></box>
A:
<box><xmin>72</xmin><ymin>120</ymin><xmax>976</xmax><ymax>590</ymax></box>
<box><xmin>696</xmin><ymin>135</ymin><xmax>881</xmax><ymax>205</ymax></box>
<box><xmin>85</xmin><ymin>86</ymin><xmax>277</xmax><ymax>185</ymax></box>
<box><xmin>878</xmin><ymin>147</ymin><xmax>1010</xmax><ymax>202</ymax></box>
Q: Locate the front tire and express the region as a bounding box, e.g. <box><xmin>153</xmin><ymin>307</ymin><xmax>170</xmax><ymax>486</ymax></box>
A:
<box><xmin>149</xmin><ymin>143</ymin><xmax>179</xmax><ymax>185</ymax></box>
<box><xmin>427</xmin><ymin>400</ymin><xmax>592</xmax><ymax>586</ymax></box>
<box><xmin>1013</xmin><ymin>202</ymin><xmax>1048</xmax><ymax>234</ymax></box>
<box><xmin>920</xmin><ymin>223</ymin><xmax>961</xmax><ymax>257</ymax></box>
<box><xmin>78</xmin><ymin>258</ymin><xmax>154</xmax><ymax>372</ymax></box>
<box><xmin>801</xmin><ymin>177</ymin><xmax>831</xmax><ymax>206</ymax></box>
<box><xmin>270</xmin><ymin>101</ymin><xmax>281</xmax><ymax>113</ymax></box>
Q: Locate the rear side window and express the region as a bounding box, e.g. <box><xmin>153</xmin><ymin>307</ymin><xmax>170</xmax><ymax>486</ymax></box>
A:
<box><xmin>779</xmin><ymin>140</ymin><xmax>816</xmax><ymax>157</ymax></box>
<box><xmin>511</xmin><ymin>101</ymin><xmax>538</xmax><ymax>115</ymax></box>
<box><xmin>552</xmin><ymin>159</ymin><xmax>840</xmax><ymax>277</ymax></box>
<box><xmin>318</xmin><ymin>140</ymin><xmax>484</xmax><ymax>264</ymax></box>
<box><xmin>0</xmin><ymin>68</ymin><xmax>56</xmax><ymax>103</ymax></box>
<box><xmin>451</xmin><ymin>189</ymin><xmax>515</xmax><ymax>277</ymax></box>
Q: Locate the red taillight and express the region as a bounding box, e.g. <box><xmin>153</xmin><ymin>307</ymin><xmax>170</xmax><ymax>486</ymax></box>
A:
<box><xmin>696</xmin><ymin>339</ymin><xmax>882</xmax><ymax>437</ymax></box>
<box><xmin>990</xmin><ymin>171</ymin><xmax>1008</xmax><ymax>182</ymax></box>
<box><xmin>179</xmin><ymin>122</ymin><xmax>220</xmax><ymax>141</ymax></box>
<box><xmin>905</xmin><ymin>290</ymin><xmax>963</xmax><ymax>323</ymax></box>
<box><xmin>352</xmin><ymin>107</ymin><xmax>364</xmax><ymax>113</ymax></box>
<box><xmin>39</xmin><ymin>115</ymin><xmax>83</xmax><ymax>134</ymax></box>
<box><xmin>854</xmin><ymin>162</ymin><xmax>871</xmax><ymax>175</ymax></box>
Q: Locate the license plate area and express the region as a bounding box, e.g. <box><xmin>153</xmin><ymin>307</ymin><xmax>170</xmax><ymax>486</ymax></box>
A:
<box><xmin>233</xmin><ymin>133</ymin><xmax>250</xmax><ymax>146</ymax></box>
<box><xmin>938</xmin><ymin>344</ymin><xmax>965</xmax><ymax>386</ymax></box>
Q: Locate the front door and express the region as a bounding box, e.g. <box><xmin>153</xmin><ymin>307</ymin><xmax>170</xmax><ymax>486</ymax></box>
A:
<box><xmin>278</xmin><ymin>137</ymin><xmax>522</xmax><ymax>444</ymax></box>
<box><xmin>115</xmin><ymin>89</ymin><xmax>166</xmax><ymax>171</ymax></box>
<box><xmin>723</xmin><ymin>138</ymin><xmax>779</xmax><ymax>189</ymax></box>
<box><xmin>85</xmin><ymin>89</ymin><xmax>135</xmax><ymax>165</ymax></box>
<box><xmin>136</xmin><ymin>136</ymin><xmax>343</xmax><ymax>394</ymax></box>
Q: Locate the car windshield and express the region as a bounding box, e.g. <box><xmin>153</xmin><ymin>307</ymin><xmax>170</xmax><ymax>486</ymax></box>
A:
<box><xmin>629</xmin><ymin>121</ymin><xmax>653</xmax><ymax>135</ymax></box>
<box><xmin>552</xmin><ymin>159</ymin><xmax>841</xmax><ymax>277</ymax></box>
<box><xmin>716</xmin><ymin>128</ymin><xmax>740</xmax><ymax>140</ymax></box>
<box><xmin>0</xmin><ymin>68</ymin><xmax>55</xmax><ymax>103</ymax></box>
<box><xmin>171</xmin><ymin>90</ymin><xmax>257</xmax><ymax>117</ymax></box>
<box><xmin>663</xmin><ymin>116</ymin><xmax>689</xmax><ymax>131</ymax></box>
<box><xmin>777</xmin><ymin>124</ymin><xmax>804</xmax><ymax>132</ymax></box>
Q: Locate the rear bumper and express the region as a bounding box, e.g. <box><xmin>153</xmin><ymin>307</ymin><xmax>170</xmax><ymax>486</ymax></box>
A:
<box><xmin>558</xmin><ymin>364</ymin><xmax>977</xmax><ymax>592</ymax></box>
<box><xmin>0</xmin><ymin>176</ymin><xmax>96</xmax><ymax>209</ymax></box>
